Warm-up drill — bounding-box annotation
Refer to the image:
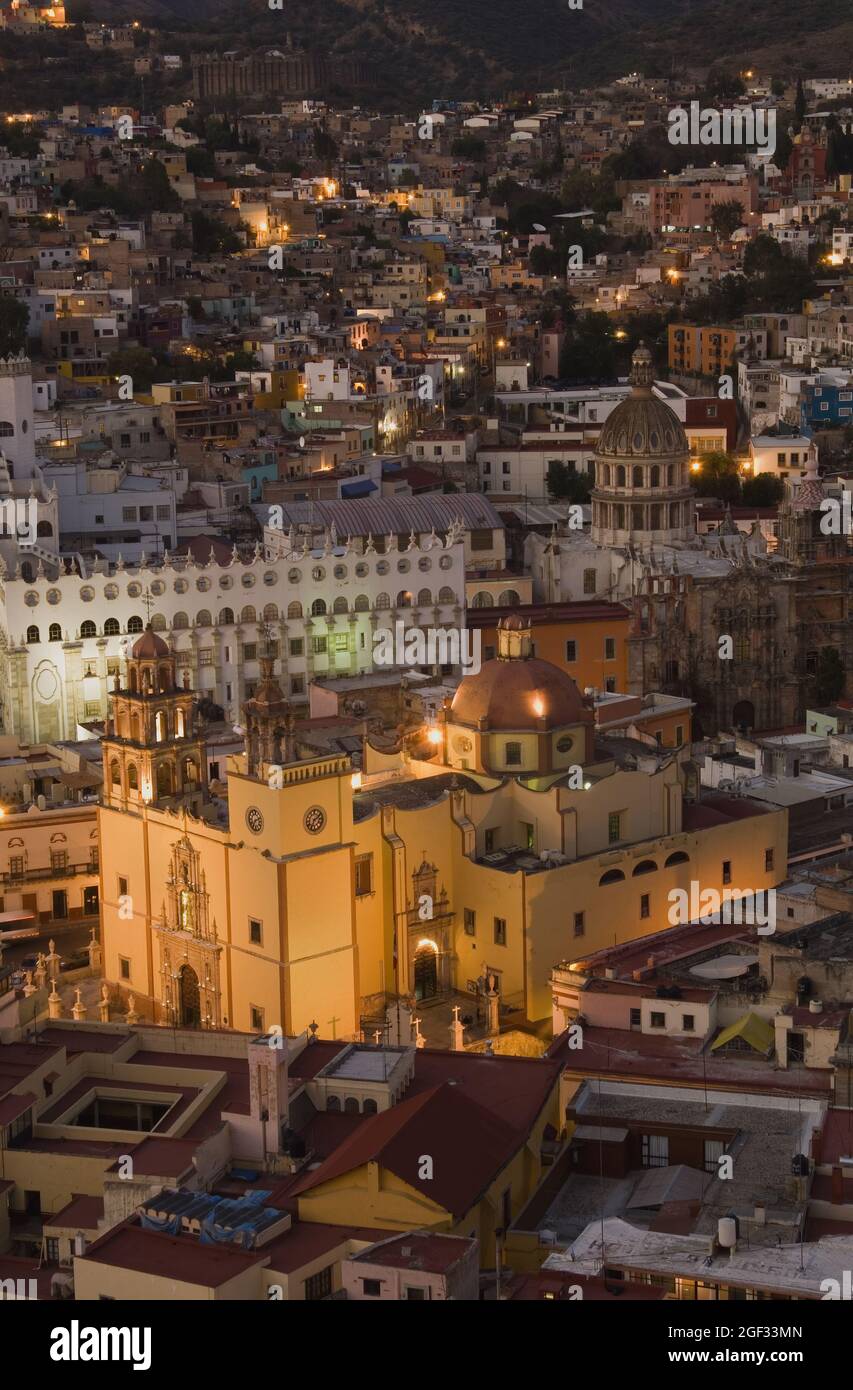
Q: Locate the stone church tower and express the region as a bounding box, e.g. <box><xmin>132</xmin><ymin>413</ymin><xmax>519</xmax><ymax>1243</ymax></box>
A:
<box><xmin>591</xmin><ymin>344</ymin><xmax>694</xmax><ymax>549</ymax></box>
<box><xmin>102</xmin><ymin>624</ymin><xmax>208</xmax><ymax>813</ymax></box>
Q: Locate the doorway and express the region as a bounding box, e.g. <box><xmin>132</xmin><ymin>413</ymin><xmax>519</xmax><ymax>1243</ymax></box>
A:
<box><xmin>84</xmin><ymin>886</ymin><xmax>99</xmax><ymax>914</ymax></box>
<box><xmin>179</xmin><ymin>963</ymin><xmax>201</xmax><ymax>1026</ymax></box>
<box><xmin>414</xmin><ymin>946</ymin><xmax>438</xmax><ymax>1001</ymax></box>
<box><xmin>52</xmin><ymin>890</ymin><xmax>67</xmax><ymax>920</ymax></box>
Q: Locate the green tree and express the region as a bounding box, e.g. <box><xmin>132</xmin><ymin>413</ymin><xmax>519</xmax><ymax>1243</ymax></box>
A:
<box><xmin>106</xmin><ymin>345</ymin><xmax>158</xmax><ymax>392</ymax></box>
<box><xmin>450</xmin><ymin>135</ymin><xmax>486</xmax><ymax>160</ymax></box>
<box><xmin>546</xmin><ymin>460</ymin><xmax>591</xmax><ymax>503</ymax></box>
<box><xmin>815</xmin><ymin>647</ymin><xmax>845</xmax><ymax>704</ymax></box>
<box><xmin>794</xmin><ymin>76</ymin><xmax>807</xmax><ymax>131</ymax></box>
<box><xmin>710</xmin><ymin>199</ymin><xmax>746</xmax><ymax>240</ymax></box>
<box><xmin>191</xmin><ymin>211</ymin><xmax>242</xmax><ymax>256</ymax></box>
<box><xmin>691</xmin><ymin>451</ymin><xmax>742</xmax><ymax>501</ymax></box>
<box><xmin>741</xmin><ymin>473</ymin><xmax>785</xmax><ymax>505</ymax></box>
<box><xmin>558</xmin><ymin>312</ymin><xmax>619</xmax><ymax>382</ymax></box>
<box><xmin>0</xmin><ymin>295</ymin><xmax>29</xmax><ymax>355</ymax></box>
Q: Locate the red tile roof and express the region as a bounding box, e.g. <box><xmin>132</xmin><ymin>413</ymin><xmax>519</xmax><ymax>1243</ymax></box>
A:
<box><xmin>291</xmin><ymin>1082</ymin><xmax>521</xmax><ymax>1218</ymax></box>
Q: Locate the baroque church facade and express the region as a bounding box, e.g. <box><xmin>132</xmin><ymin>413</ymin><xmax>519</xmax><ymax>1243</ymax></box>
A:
<box><xmin>531</xmin><ymin>345</ymin><xmax>852</xmax><ymax>736</ymax></box>
<box><xmin>99</xmin><ymin>617</ymin><xmax>786</xmax><ymax>1037</ymax></box>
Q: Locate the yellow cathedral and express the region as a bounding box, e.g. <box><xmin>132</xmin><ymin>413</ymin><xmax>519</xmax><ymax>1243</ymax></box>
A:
<box><xmin>98</xmin><ymin>619</ymin><xmax>788</xmax><ymax>1038</ymax></box>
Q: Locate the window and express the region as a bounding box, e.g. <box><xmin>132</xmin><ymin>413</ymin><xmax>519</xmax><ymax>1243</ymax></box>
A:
<box><xmin>355</xmin><ymin>854</ymin><xmax>373</xmax><ymax>897</ymax></box>
<box><xmin>640</xmin><ymin>893</ymin><xmax>650</xmax><ymax>919</ymax></box>
<box><xmin>9</xmin><ymin>855</ymin><xmax>24</xmax><ymax>878</ymax></box>
<box><xmin>118</xmin><ymin>876</ymin><xmax>128</xmax><ymax>897</ymax></box>
<box><xmin>765</xmin><ymin>848</ymin><xmax>774</xmax><ymax>872</ymax></box>
<box><xmin>251</xmin><ymin>1006</ymin><xmax>264</xmax><ymax>1032</ymax></box>
<box><xmin>722</xmin><ymin>860</ymin><xmax>731</xmax><ymax>886</ymax></box>
<box><xmin>494</xmin><ymin>917</ymin><xmax>507</xmax><ymax>946</ymax></box>
<box><xmin>249</xmin><ymin>918</ymin><xmax>262</xmax><ymax>945</ymax></box>
<box><xmin>122</xmin><ymin>507</ymin><xmax>137</xmax><ymax>522</ymax></box>
<box><xmin>573</xmin><ymin>911</ymin><xmax>585</xmax><ymax>937</ymax></box>
<box><xmin>682</xmin><ymin>1014</ymin><xmax>695</xmax><ymax>1032</ymax></box>
<box><xmin>565</xmin><ymin>640</ymin><xmax>577</xmax><ymax>663</ymax></box>
<box><xmin>608</xmin><ymin>812</ymin><xmax>622</xmax><ymax>844</ymax></box>
<box><xmin>675</xmin><ymin>725</ymin><xmax>684</xmax><ymax>745</ymax></box>
<box><xmin>51</xmin><ymin>850</ymin><xmax>68</xmax><ymax>872</ymax></box>
<box><xmin>505</xmin><ymin>741</ymin><xmax>522</xmax><ymax>767</ymax></box>
<box><xmin>471</xmin><ymin>529</ymin><xmax>492</xmax><ymax>551</ymax></box>
<box><xmin>49</xmin><ymin>623</ymin><xmax>62</xmax><ymax>642</ymax></box>
<box><xmin>630</xmin><ymin>1008</ymin><xmax>641</xmax><ymax>1028</ymax></box>
<box><xmin>119</xmin><ymin>957</ymin><xmax>130</xmax><ymax>981</ymax></box>
<box><xmin>405</xmin><ymin>1287</ymin><xmax>427</xmax><ymax>1300</ymax></box>
<box><xmin>464</xmin><ymin>908</ymin><xmax>476</xmax><ymax>936</ymax></box>
<box><xmin>362</xmin><ymin>1278</ymin><xmax>381</xmax><ymax>1298</ymax></box>
<box><xmin>604</xmin><ymin>637</ymin><xmax>616</xmax><ymax>661</ymax></box>
<box><xmin>290</xmin><ymin>676</ymin><xmax>304</xmax><ymax>696</ymax></box>
<box><xmin>642</xmin><ymin>1134</ymin><xmax>669</xmax><ymax>1168</ymax></box>
<box><xmin>312</xmin><ymin>636</ymin><xmax>327</xmax><ymax>655</ymax></box>
<box><xmin>80</xmin><ymin>620</ymin><xmax>96</xmax><ymax>639</ymax></box>
<box><xmin>604</xmin><ymin>676</ymin><xmax>616</xmax><ymax>693</ymax></box>
<box><xmin>305</xmin><ymin>1265</ymin><xmax>333</xmax><ymax>1301</ymax></box>
<box><xmin>704</xmin><ymin>1139</ymin><xmax>725</xmax><ymax>1174</ymax></box>
<box><xmin>649</xmin><ymin>1012</ymin><xmax>665</xmax><ymax>1029</ymax></box>
<box><xmin>583</xmin><ymin>568</ymin><xmax>596</xmax><ymax>595</ymax></box>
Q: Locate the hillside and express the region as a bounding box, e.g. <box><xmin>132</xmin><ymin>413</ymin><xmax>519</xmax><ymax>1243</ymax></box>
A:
<box><xmin>74</xmin><ymin>0</ymin><xmax>853</xmax><ymax>99</ymax></box>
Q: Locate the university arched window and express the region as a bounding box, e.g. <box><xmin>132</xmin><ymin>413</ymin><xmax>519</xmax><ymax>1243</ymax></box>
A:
<box><xmin>332</xmin><ymin>597</ymin><xmax>348</xmax><ymax>614</ymax></box>
<box><xmin>37</xmin><ymin>520</ymin><xmax>53</xmax><ymax>537</ymax></box>
<box><xmin>263</xmin><ymin>603</ymin><xmax>279</xmax><ymax>622</ymax></box>
<box><xmin>354</xmin><ymin>594</ymin><xmax>369</xmax><ymax>611</ymax></box>
<box><xmin>158</xmin><ymin>665</ymin><xmax>170</xmax><ymax>693</ymax></box>
<box><xmin>499</xmin><ymin>589</ymin><xmax>519</xmax><ymax>606</ymax></box>
<box><xmin>438</xmin><ymin>586</ymin><xmax>455</xmax><ymax>604</ymax></box>
<box><xmin>104</xmin><ymin>618</ymin><xmax>120</xmax><ymax>635</ymax></box>
<box><xmin>471</xmin><ymin>591</ymin><xmax>493</xmax><ymax>608</ymax></box>
<box><xmin>26</xmin><ymin>625</ymin><xmax>39</xmax><ymax>643</ymax></box>
<box><xmin>80</xmin><ymin>620</ymin><xmax>96</xmax><ymax>638</ymax></box>
<box><xmin>241</xmin><ymin>605</ymin><xmax>256</xmax><ymax>623</ymax></box>
<box><xmin>344</xmin><ymin>1097</ymin><xmax>360</xmax><ymax>1114</ymax></box>
<box><xmin>417</xmin><ymin>588</ymin><xmax>432</xmax><ymax>606</ymax></box>
<box><xmin>127</xmin><ymin>615</ymin><xmax>143</xmax><ymax>634</ymax></box>
<box><xmin>155</xmin><ymin>710</ymin><xmax>167</xmax><ymax>742</ymax></box>
<box><xmin>632</xmin><ymin>859</ymin><xmax>658</xmax><ymax>876</ymax></box>
<box><xmin>196</xmin><ymin>609</ymin><xmax>211</xmax><ymax>627</ymax></box>
<box><xmin>219</xmin><ymin>607</ymin><xmax>234</xmax><ymax>626</ymax></box>
<box><xmin>127</xmin><ymin>763</ymin><xmax>138</xmax><ymax>791</ymax></box>
<box><xmin>616</xmin><ymin>465</ymin><xmax>626</xmax><ymax>487</ymax></box>
<box><xmin>375</xmin><ymin>592</ymin><xmax>390</xmax><ymax>609</ymax></box>
<box><xmin>397</xmin><ymin>590</ymin><xmax>413</xmax><ymax>608</ymax></box>
<box><xmin>311</xmin><ymin>598</ymin><xmax>327</xmax><ymax>617</ymax></box>
<box><xmin>326</xmin><ymin>1095</ymin><xmax>341</xmax><ymax>1112</ymax></box>
<box><xmin>49</xmin><ymin>623</ymin><xmax>62</xmax><ymax>642</ymax></box>
<box><xmin>599</xmin><ymin>869</ymin><xmax>625</xmax><ymax>886</ymax></box>
<box><xmin>172</xmin><ymin>612</ymin><xmax>188</xmax><ymax>629</ymax></box>
<box><xmin>632</xmin><ymin>466</ymin><xmax>643</xmax><ymax>486</ymax></box>
<box><xmin>287</xmin><ymin>601</ymin><xmax>302</xmax><ymax>619</ymax></box>
<box><xmin>650</xmin><ymin>465</ymin><xmax>660</xmax><ymax>487</ymax></box>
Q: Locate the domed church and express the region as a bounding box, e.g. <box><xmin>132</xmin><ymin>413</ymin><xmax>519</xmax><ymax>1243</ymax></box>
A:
<box><xmin>442</xmin><ymin>616</ymin><xmax>594</xmax><ymax>779</ymax></box>
<box><xmin>591</xmin><ymin>343</ymin><xmax>694</xmax><ymax>548</ymax></box>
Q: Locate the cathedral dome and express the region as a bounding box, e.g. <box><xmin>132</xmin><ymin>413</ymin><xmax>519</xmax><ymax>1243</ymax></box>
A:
<box><xmin>597</xmin><ymin>344</ymin><xmax>689</xmax><ymax>458</ymax></box>
<box><xmin>450</xmin><ymin>619</ymin><xmax>588</xmax><ymax>732</ymax></box>
<box><xmin>131</xmin><ymin>624</ymin><xmax>170</xmax><ymax>659</ymax></box>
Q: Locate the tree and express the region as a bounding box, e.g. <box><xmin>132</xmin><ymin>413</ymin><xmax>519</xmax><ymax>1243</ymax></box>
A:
<box><xmin>691</xmin><ymin>451</ymin><xmax>742</xmax><ymax>502</ymax></box>
<box><xmin>450</xmin><ymin>135</ymin><xmax>486</xmax><ymax>161</ymax></box>
<box><xmin>106</xmin><ymin>345</ymin><xmax>158</xmax><ymax>393</ymax></box>
<box><xmin>191</xmin><ymin>210</ymin><xmax>242</xmax><ymax>256</ymax></box>
<box><xmin>0</xmin><ymin>295</ymin><xmax>29</xmax><ymax>355</ymax></box>
<box><xmin>546</xmin><ymin>461</ymin><xmax>591</xmax><ymax>503</ymax></box>
<box><xmin>558</xmin><ymin>312</ymin><xmax>619</xmax><ymax>383</ymax></box>
<box><xmin>710</xmin><ymin>199</ymin><xmax>746</xmax><ymax>240</ymax></box>
<box><xmin>741</xmin><ymin>473</ymin><xmax>785</xmax><ymax>505</ymax></box>
<box><xmin>815</xmin><ymin>647</ymin><xmax>845</xmax><ymax>704</ymax></box>
<box><xmin>794</xmin><ymin>76</ymin><xmax>807</xmax><ymax>131</ymax></box>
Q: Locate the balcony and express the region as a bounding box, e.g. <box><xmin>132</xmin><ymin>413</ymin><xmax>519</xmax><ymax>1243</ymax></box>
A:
<box><xmin>1</xmin><ymin>862</ymin><xmax>98</xmax><ymax>886</ymax></box>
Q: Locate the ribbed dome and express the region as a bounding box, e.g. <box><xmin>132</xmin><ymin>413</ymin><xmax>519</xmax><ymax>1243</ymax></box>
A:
<box><xmin>131</xmin><ymin>624</ymin><xmax>170</xmax><ymax>659</ymax></box>
<box><xmin>597</xmin><ymin>345</ymin><xmax>689</xmax><ymax>458</ymax></box>
<box><xmin>451</xmin><ymin>656</ymin><xmax>588</xmax><ymax>732</ymax></box>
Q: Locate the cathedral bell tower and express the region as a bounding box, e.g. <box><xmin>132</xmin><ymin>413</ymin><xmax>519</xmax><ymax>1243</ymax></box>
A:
<box><xmin>102</xmin><ymin>625</ymin><xmax>208</xmax><ymax>812</ymax></box>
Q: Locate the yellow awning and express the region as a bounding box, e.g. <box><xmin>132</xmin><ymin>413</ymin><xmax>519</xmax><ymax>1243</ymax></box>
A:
<box><xmin>710</xmin><ymin>1011</ymin><xmax>774</xmax><ymax>1055</ymax></box>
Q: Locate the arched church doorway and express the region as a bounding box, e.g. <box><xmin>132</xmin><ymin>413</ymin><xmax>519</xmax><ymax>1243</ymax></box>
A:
<box><xmin>414</xmin><ymin>944</ymin><xmax>438</xmax><ymax>1001</ymax></box>
<box><xmin>732</xmin><ymin>700</ymin><xmax>755</xmax><ymax>734</ymax></box>
<box><xmin>179</xmin><ymin>964</ymin><xmax>201</xmax><ymax>1026</ymax></box>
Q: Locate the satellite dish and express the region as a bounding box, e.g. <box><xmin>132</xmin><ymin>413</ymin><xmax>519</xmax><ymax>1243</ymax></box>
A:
<box><xmin>532</xmin><ymin>223</ymin><xmax>546</xmax><ymax>232</ymax></box>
